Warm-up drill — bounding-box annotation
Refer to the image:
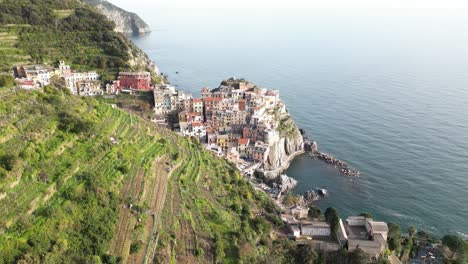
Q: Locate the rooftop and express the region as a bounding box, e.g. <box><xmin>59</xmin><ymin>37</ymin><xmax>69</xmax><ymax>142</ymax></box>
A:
<box><xmin>238</xmin><ymin>138</ymin><xmax>249</xmax><ymax>145</ymax></box>
<box><xmin>301</xmin><ymin>221</ymin><xmax>330</xmax><ymax>228</ymax></box>
<box><xmin>368</xmin><ymin>221</ymin><xmax>389</xmax><ymax>232</ymax></box>
<box><xmin>119</xmin><ymin>71</ymin><xmax>150</xmax><ymax>76</ymax></box>
<box><xmin>204</xmin><ymin>97</ymin><xmax>223</xmax><ymax>102</ymax></box>
<box><xmin>346</xmin><ymin>225</ymin><xmax>369</xmax><ymax>240</ymax></box>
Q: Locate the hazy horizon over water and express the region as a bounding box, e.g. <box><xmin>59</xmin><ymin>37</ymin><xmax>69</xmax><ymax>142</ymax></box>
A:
<box><xmin>116</xmin><ymin>4</ymin><xmax>468</xmax><ymax>237</ymax></box>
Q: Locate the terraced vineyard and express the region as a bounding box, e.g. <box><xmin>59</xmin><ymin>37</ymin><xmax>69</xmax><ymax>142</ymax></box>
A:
<box><xmin>0</xmin><ymin>87</ymin><xmax>168</xmax><ymax>262</ymax></box>
<box><xmin>155</xmin><ymin>138</ymin><xmax>285</xmax><ymax>263</ymax></box>
<box><xmin>0</xmin><ymin>27</ymin><xmax>30</xmax><ymax>73</ymax></box>
<box><xmin>0</xmin><ymin>86</ymin><xmax>288</xmax><ymax>263</ymax></box>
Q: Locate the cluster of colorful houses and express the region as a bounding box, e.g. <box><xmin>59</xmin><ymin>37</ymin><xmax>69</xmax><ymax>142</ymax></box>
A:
<box><xmin>12</xmin><ymin>61</ymin><xmax>153</xmax><ymax>96</ymax></box>
<box><xmin>282</xmin><ymin>209</ymin><xmax>391</xmax><ymax>261</ymax></box>
<box><xmin>152</xmin><ymin>79</ymin><xmax>289</xmax><ymax>172</ymax></box>
<box><xmin>11</xmin><ymin>63</ymin><xmax>288</xmax><ymax>173</ymax></box>
<box><xmin>12</xmin><ymin>62</ymin><xmax>283</xmax><ymax>171</ymax></box>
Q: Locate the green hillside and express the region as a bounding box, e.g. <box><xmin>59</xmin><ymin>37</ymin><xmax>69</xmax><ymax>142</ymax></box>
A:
<box><xmin>0</xmin><ymin>83</ymin><xmax>287</xmax><ymax>263</ymax></box>
<box><xmin>0</xmin><ymin>0</ymin><xmax>154</xmax><ymax>77</ymax></box>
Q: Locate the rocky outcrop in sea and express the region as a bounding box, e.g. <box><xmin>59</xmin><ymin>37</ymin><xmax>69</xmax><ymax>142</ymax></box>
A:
<box><xmin>316</xmin><ymin>152</ymin><xmax>360</xmax><ymax>176</ymax></box>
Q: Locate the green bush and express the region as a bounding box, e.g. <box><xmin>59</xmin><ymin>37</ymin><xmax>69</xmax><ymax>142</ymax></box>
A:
<box><xmin>308</xmin><ymin>205</ymin><xmax>321</xmax><ymax>218</ymax></box>
<box><xmin>0</xmin><ymin>75</ymin><xmax>14</xmax><ymax>88</ymax></box>
<box><xmin>129</xmin><ymin>241</ymin><xmax>142</xmax><ymax>254</ymax></box>
<box><xmin>0</xmin><ymin>154</ymin><xmax>16</xmax><ymax>171</ymax></box>
<box><xmin>58</xmin><ymin>111</ymin><xmax>94</xmax><ymax>134</ymax></box>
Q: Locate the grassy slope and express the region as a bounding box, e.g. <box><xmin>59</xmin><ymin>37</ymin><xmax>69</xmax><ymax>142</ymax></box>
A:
<box><xmin>154</xmin><ymin>137</ymin><xmax>285</xmax><ymax>264</ymax></box>
<box><xmin>0</xmin><ymin>87</ymin><xmax>168</xmax><ymax>262</ymax></box>
<box><xmin>0</xmin><ymin>86</ymin><xmax>285</xmax><ymax>263</ymax></box>
<box><xmin>0</xmin><ymin>0</ymin><xmax>154</xmax><ymax>77</ymax></box>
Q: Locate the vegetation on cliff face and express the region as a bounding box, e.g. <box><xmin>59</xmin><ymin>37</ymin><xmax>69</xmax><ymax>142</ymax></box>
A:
<box><xmin>0</xmin><ymin>0</ymin><xmax>155</xmax><ymax>75</ymax></box>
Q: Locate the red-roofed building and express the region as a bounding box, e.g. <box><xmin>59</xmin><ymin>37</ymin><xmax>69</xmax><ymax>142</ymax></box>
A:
<box><xmin>187</xmin><ymin>112</ymin><xmax>203</xmax><ymax>122</ymax></box>
<box><xmin>204</xmin><ymin>97</ymin><xmax>223</xmax><ymax>111</ymax></box>
<box><xmin>192</xmin><ymin>98</ymin><xmax>204</xmax><ymax>113</ymax></box>
<box><xmin>191</xmin><ymin>122</ymin><xmax>206</xmax><ymax>139</ymax></box>
<box><xmin>117</xmin><ymin>72</ymin><xmax>152</xmax><ymax>91</ymax></box>
<box><xmin>238</xmin><ymin>138</ymin><xmax>250</xmax><ymax>158</ymax></box>
<box><xmin>15</xmin><ymin>79</ymin><xmax>37</xmax><ymax>89</ymax></box>
<box><xmin>238</xmin><ymin>99</ymin><xmax>246</xmax><ymax>111</ymax></box>
<box><xmin>238</xmin><ymin>138</ymin><xmax>249</xmax><ymax>145</ymax></box>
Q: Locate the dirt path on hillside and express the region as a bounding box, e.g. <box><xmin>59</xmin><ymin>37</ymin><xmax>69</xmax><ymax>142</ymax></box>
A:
<box><xmin>109</xmin><ymin>169</ymin><xmax>145</xmax><ymax>258</ymax></box>
<box><xmin>126</xmin><ymin>154</ymin><xmax>183</xmax><ymax>264</ymax></box>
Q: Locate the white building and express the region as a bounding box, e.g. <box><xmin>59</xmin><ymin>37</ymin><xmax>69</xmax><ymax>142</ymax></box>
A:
<box><xmin>301</xmin><ymin>221</ymin><xmax>332</xmax><ymax>237</ymax></box>
<box><xmin>191</xmin><ymin>122</ymin><xmax>206</xmax><ymax>139</ymax></box>
<box><xmin>63</xmin><ymin>71</ymin><xmax>100</xmax><ymax>94</ymax></box>
<box><xmin>289</xmin><ymin>225</ymin><xmax>301</xmax><ymax>238</ymax></box>
<box><xmin>291</xmin><ymin>206</ymin><xmax>309</xmax><ymax>219</ymax></box>
<box><xmin>206</xmin><ymin>144</ymin><xmax>223</xmax><ymax>156</ymax></box>
<box><xmin>345</xmin><ymin>216</ymin><xmax>389</xmax><ymax>259</ymax></box>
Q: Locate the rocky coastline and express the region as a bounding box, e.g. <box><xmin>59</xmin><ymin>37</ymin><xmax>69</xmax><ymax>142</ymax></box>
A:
<box><xmin>315</xmin><ymin>152</ymin><xmax>360</xmax><ymax>177</ymax></box>
<box><xmin>262</xmin><ymin>149</ymin><xmax>305</xmax><ymax>179</ymax></box>
<box><xmin>305</xmin><ymin>140</ymin><xmax>360</xmax><ymax>177</ymax></box>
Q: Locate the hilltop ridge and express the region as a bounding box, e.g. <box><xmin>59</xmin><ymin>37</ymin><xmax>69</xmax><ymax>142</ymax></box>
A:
<box><xmin>83</xmin><ymin>0</ymin><xmax>152</xmax><ymax>35</ymax></box>
<box><xmin>0</xmin><ymin>0</ymin><xmax>157</xmax><ymax>76</ymax></box>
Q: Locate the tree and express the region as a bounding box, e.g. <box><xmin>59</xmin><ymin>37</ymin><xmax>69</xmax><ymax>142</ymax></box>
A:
<box><xmin>348</xmin><ymin>247</ymin><xmax>369</xmax><ymax>264</ymax></box>
<box><xmin>308</xmin><ymin>205</ymin><xmax>321</xmax><ymax>219</ymax></box>
<box><xmin>408</xmin><ymin>226</ymin><xmax>416</xmax><ymax>238</ymax></box>
<box><xmin>359</xmin><ymin>212</ymin><xmax>373</xmax><ymax>219</ymax></box>
<box><xmin>0</xmin><ymin>75</ymin><xmax>14</xmax><ymax>88</ymax></box>
<box><xmin>296</xmin><ymin>245</ymin><xmax>318</xmax><ymax>264</ymax></box>
<box><xmin>324</xmin><ymin>207</ymin><xmax>340</xmax><ymax>238</ymax></box>
<box><xmin>442</xmin><ymin>234</ymin><xmax>465</xmax><ymax>259</ymax></box>
<box><xmin>387</xmin><ymin>223</ymin><xmax>401</xmax><ymax>252</ymax></box>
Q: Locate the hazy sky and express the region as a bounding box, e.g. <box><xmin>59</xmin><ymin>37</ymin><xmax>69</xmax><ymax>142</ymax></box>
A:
<box><xmin>109</xmin><ymin>0</ymin><xmax>468</xmax><ymax>10</ymax></box>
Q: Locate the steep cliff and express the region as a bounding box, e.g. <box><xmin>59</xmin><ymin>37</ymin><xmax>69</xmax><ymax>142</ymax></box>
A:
<box><xmin>83</xmin><ymin>0</ymin><xmax>151</xmax><ymax>34</ymax></box>
<box><xmin>263</xmin><ymin>105</ymin><xmax>304</xmax><ymax>178</ymax></box>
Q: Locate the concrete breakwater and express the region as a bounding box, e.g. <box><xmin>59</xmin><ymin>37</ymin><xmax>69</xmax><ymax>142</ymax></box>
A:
<box><xmin>304</xmin><ymin>139</ymin><xmax>360</xmax><ymax>177</ymax></box>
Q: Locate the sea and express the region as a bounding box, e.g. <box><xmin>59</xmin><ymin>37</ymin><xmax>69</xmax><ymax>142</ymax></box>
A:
<box><xmin>118</xmin><ymin>3</ymin><xmax>468</xmax><ymax>237</ymax></box>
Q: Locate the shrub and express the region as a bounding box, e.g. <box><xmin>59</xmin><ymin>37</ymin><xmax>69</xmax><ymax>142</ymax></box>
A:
<box><xmin>58</xmin><ymin>111</ymin><xmax>93</xmax><ymax>134</ymax></box>
<box><xmin>308</xmin><ymin>205</ymin><xmax>322</xmax><ymax>218</ymax></box>
<box><xmin>130</xmin><ymin>241</ymin><xmax>143</xmax><ymax>254</ymax></box>
<box><xmin>0</xmin><ymin>75</ymin><xmax>14</xmax><ymax>88</ymax></box>
<box><xmin>0</xmin><ymin>154</ymin><xmax>16</xmax><ymax>171</ymax></box>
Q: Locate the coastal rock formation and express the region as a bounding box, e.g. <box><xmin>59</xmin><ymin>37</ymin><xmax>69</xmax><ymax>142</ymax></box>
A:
<box><xmin>83</xmin><ymin>0</ymin><xmax>151</xmax><ymax>34</ymax></box>
<box><xmin>263</xmin><ymin>111</ymin><xmax>304</xmax><ymax>178</ymax></box>
<box><xmin>315</xmin><ymin>152</ymin><xmax>360</xmax><ymax>177</ymax></box>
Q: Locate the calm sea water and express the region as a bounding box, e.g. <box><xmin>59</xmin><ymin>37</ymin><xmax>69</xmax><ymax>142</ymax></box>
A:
<box><xmin>125</xmin><ymin>6</ymin><xmax>468</xmax><ymax>237</ymax></box>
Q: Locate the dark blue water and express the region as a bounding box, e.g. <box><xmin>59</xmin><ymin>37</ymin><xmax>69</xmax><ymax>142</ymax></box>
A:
<box><xmin>118</xmin><ymin>4</ymin><xmax>468</xmax><ymax>237</ymax></box>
